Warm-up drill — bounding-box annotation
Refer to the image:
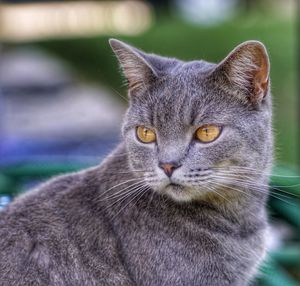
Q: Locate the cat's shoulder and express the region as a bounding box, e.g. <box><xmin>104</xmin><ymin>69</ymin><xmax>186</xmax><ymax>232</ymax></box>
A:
<box><xmin>0</xmin><ymin>165</ymin><xmax>101</xmax><ymax>222</ymax></box>
<box><xmin>0</xmin><ymin>143</ymin><xmax>127</xmax><ymax>220</ymax></box>
<box><xmin>0</xmin><ymin>165</ymin><xmax>106</xmax><ymax>284</ymax></box>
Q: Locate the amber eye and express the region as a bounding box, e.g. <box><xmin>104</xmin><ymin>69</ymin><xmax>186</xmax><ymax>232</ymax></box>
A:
<box><xmin>136</xmin><ymin>126</ymin><xmax>156</xmax><ymax>143</ymax></box>
<box><xmin>195</xmin><ymin>124</ymin><xmax>222</xmax><ymax>143</ymax></box>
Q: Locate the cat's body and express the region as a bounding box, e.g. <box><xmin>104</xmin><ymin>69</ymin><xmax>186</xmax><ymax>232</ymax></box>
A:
<box><xmin>0</xmin><ymin>40</ymin><xmax>272</xmax><ymax>286</ymax></box>
<box><xmin>0</xmin><ymin>144</ymin><xmax>268</xmax><ymax>286</ymax></box>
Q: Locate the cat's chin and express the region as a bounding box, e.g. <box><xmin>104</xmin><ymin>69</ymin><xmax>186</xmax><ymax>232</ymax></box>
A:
<box><xmin>161</xmin><ymin>183</ymin><xmax>217</xmax><ymax>203</ymax></box>
<box><xmin>163</xmin><ymin>184</ymin><xmax>198</xmax><ymax>203</ymax></box>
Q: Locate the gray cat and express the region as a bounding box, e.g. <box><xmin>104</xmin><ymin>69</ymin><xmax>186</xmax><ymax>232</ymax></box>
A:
<box><xmin>0</xmin><ymin>39</ymin><xmax>272</xmax><ymax>286</ymax></box>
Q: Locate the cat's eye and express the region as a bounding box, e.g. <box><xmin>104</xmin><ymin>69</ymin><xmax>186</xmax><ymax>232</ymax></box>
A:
<box><xmin>195</xmin><ymin>124</ymin><xmax>222</xmax><ymax>143</ymax></box>
<box><xmin>136</xmin><ymin>126</ymin><xmax>156</xmax><ymax>143</ymax></box>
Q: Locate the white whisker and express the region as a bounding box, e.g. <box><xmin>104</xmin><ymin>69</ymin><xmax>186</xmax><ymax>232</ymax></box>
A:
<box><xmin>101</xmin><ymin>181</ymin><xmax>145</xmax><ymax>201</ymax></box>
<box><xmin>212</xmin><ymin>173</ymin><xmax>300</xmax><ymax>198</ymax></box>
<box><xmin>97</xmin><ymin>178</ymin><xmax>143</xmax><ymax>201</ymax></box>
<box><xmin>214</xmin><ymin>166</ymin><xmax>300</xmax><ymax>179</ymax></box>
<box><xmin>210</xmin><ymin>176</ymin><xmax>296</xmax><ymax>206</ymax></box>
<box><xmin>110</xmin><ymin>185</ymin><xmax>149</xmax><ymax>221</ymax></box>
<box><xmin>105</xmin><ymin>183</ymin><xmax>146</xmax><ymax>210</ymax></box>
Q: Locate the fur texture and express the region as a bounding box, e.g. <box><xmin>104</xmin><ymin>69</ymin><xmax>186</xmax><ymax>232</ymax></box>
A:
<box><xmin>0</xmin><ymin>39</ymin><xmax>272</xmax><ymax>286</ymax></box>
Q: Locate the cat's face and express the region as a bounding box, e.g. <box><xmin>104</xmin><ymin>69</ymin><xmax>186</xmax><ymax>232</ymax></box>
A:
<box><xmin>110</xmin><ymin>39</ymin><xmax>272</xmax><ymax>202</ymax></box>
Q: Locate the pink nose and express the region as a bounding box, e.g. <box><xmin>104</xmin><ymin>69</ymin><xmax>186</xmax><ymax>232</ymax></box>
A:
<box><xmin>159</xmin><ymin>162</ymin><xmax>181</xmax><ymax>177</ymax></box>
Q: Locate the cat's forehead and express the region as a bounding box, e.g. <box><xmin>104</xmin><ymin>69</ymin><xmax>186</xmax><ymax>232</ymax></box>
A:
<box><xmin>132</xmin><ymin>76</ymin><xmax>235</xmax><ymax>129</ymax></box>
<box><xmin>152</xmin><ymin>62</ymin><xmax>222</xmax><ymax>112</ymax></box>
<box><xmin>167</xmin><ymin>60</ymin><xmax>215</xmax><ymax>76</ymax></box>
<box><xmin>128</xmin><ymin>60</ymin><xmax>248</xmax><ymax>128</ymax></box>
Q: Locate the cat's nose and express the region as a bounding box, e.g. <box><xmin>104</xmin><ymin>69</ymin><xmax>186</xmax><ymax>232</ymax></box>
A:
<box><xmin>158</xmin><ymin>162</ymin><xmax>181</xmax><ymax>177</ymax></box>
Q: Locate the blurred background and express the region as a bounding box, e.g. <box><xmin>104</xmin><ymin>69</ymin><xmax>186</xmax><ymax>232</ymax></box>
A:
<box><xmin>0</xmin><ymin>0</ymin><xmax>299</xmax><ymax>285</ymax></box>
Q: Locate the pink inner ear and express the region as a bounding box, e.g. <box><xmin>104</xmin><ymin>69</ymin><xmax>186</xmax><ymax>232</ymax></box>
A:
<box><xmin>253</xmin><ymin>54</ymin><xmax>269</xmax><ymax>101</ymax></box>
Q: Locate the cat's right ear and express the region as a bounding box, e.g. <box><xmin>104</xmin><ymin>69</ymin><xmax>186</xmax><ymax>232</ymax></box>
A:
<box><xmin>109</xmin><ymin>39</ymin><xmax>157</xmax><ymax>93</ymax></box>
<box><xmin>213</xmin><ymin>41</ymin><xmax>270</xmax><ymax>105</ymax></box>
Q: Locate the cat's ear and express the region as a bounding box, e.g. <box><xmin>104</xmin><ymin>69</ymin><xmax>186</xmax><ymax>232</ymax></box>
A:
<box><xmin>215</xmin><ymin>41</ymin><xmax>270</xmax><ymax>104</ymax></box>
<box><xmin>109</xmin><ymin>39</ymin><xmax>157</xmax><ymax>93</ymax></box>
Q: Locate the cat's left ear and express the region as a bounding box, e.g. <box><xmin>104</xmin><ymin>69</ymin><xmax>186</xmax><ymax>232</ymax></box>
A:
<box><xmin>214</xmin><ymin>41</ymin><xmax>270</xmax><ymax>105</ymax></box>
<box><xmin>109</xmin><ymin>39</ymin><xmax>158</xmax><ymax>93</ymax></box>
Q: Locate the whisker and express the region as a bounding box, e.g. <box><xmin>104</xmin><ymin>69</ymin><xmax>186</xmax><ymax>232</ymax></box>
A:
<box><xmin>100</xmin><ymin>170</ymin><xmax>153</xmax><ymax>176</ymax></box>
<box><xmin>110</xmin><ymin>185</ymin><xmax>149</xmax><ymax>221</ymax></box>
<box><xmin>210</xmin><ymin>176</ymin><xmax>297</xmax><ymax>206</ymax></box>
<box><xmin>213</xmin><ymin>173</ymin><xmax>300</xmax><ymax>198</ymax></box>
<box><xmin>186</xmin><ymin>177</ymin><xmax>211</xmax><ymax>183</ymax></box>
<box><xmin>205</xmin><ymin>184</ymin><xmax>231</xmax><ymax>203</ymax></box>
<box><xmin>105</xmin><ymin>183</ymin><xmax>146</xmax><ymax>210</ymax></box>
<box><xmin>101</xmin><ymin>181</ymin><xmax>145</xmax><ymax>201</ymax></box>
<box><xmin>211</xmin><ymin>180</ymin><xmax>253</xmax><ymax>199</ymax></box>
<box><xmin>214</xmin><ymin>166</ymin><xmax>300</xmax><ymax>179</ymax></box>
<box><xmin>97</xmin><ymin>178</ymin><xmax>143</xmax><ymax>200</ymax></box>
<box><xmin>103</xmin><ymin>182</ymin><xmax>144</xmax><ymax>206</ymax></box>
<box><xmin>211</xmin><ymin>175</ymin><xmax>283</xmax><ymax>195</ymax></box>
<box><xmin>207</xmin><ymin>182</ymin><xmax>265</xmax><ymax>221</ymax></box>
<box><xmin>111</xmin><ymin>87</ymin><xmax>129</xmax><ymax>103</ymax></box>
<box><xmin>212</xmin><ymin>180</ymin><xmax>293</xmax><ymax>205</ymax></box>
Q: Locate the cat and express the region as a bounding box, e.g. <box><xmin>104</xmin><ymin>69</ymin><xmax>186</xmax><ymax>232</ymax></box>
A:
<box><xmin>0</xmin><ymin>38</ymin><xmax>272</xmax><ymax>286</ymax></box>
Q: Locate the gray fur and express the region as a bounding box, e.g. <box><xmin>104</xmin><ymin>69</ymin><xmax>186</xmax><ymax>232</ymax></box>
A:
<box><xmin>0</xmin><ymin>39</ymin><xmax>272</xmax><ymax>286</ymax></box>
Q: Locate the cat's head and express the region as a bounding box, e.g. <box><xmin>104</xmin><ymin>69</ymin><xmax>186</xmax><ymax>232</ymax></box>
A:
<box><xmin>110</xmin><ymin>39</ymin><xmax>272</xmax><ymax>202</ymax></box>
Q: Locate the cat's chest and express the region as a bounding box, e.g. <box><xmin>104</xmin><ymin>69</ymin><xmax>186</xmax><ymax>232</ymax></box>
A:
<box><xmin>120</xmin><ymin>232</ymin><xmax>255</xmax><ymax>286</ymax></box>
<box><xmin>109</xmin><ymin>199</ymin><xmax>265</xmax><ymax>286</ymax></box>
<box><xmin>114</xmin><ymin>212</ymin><xmax>240</xmax><ymax>285</ymax></box>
